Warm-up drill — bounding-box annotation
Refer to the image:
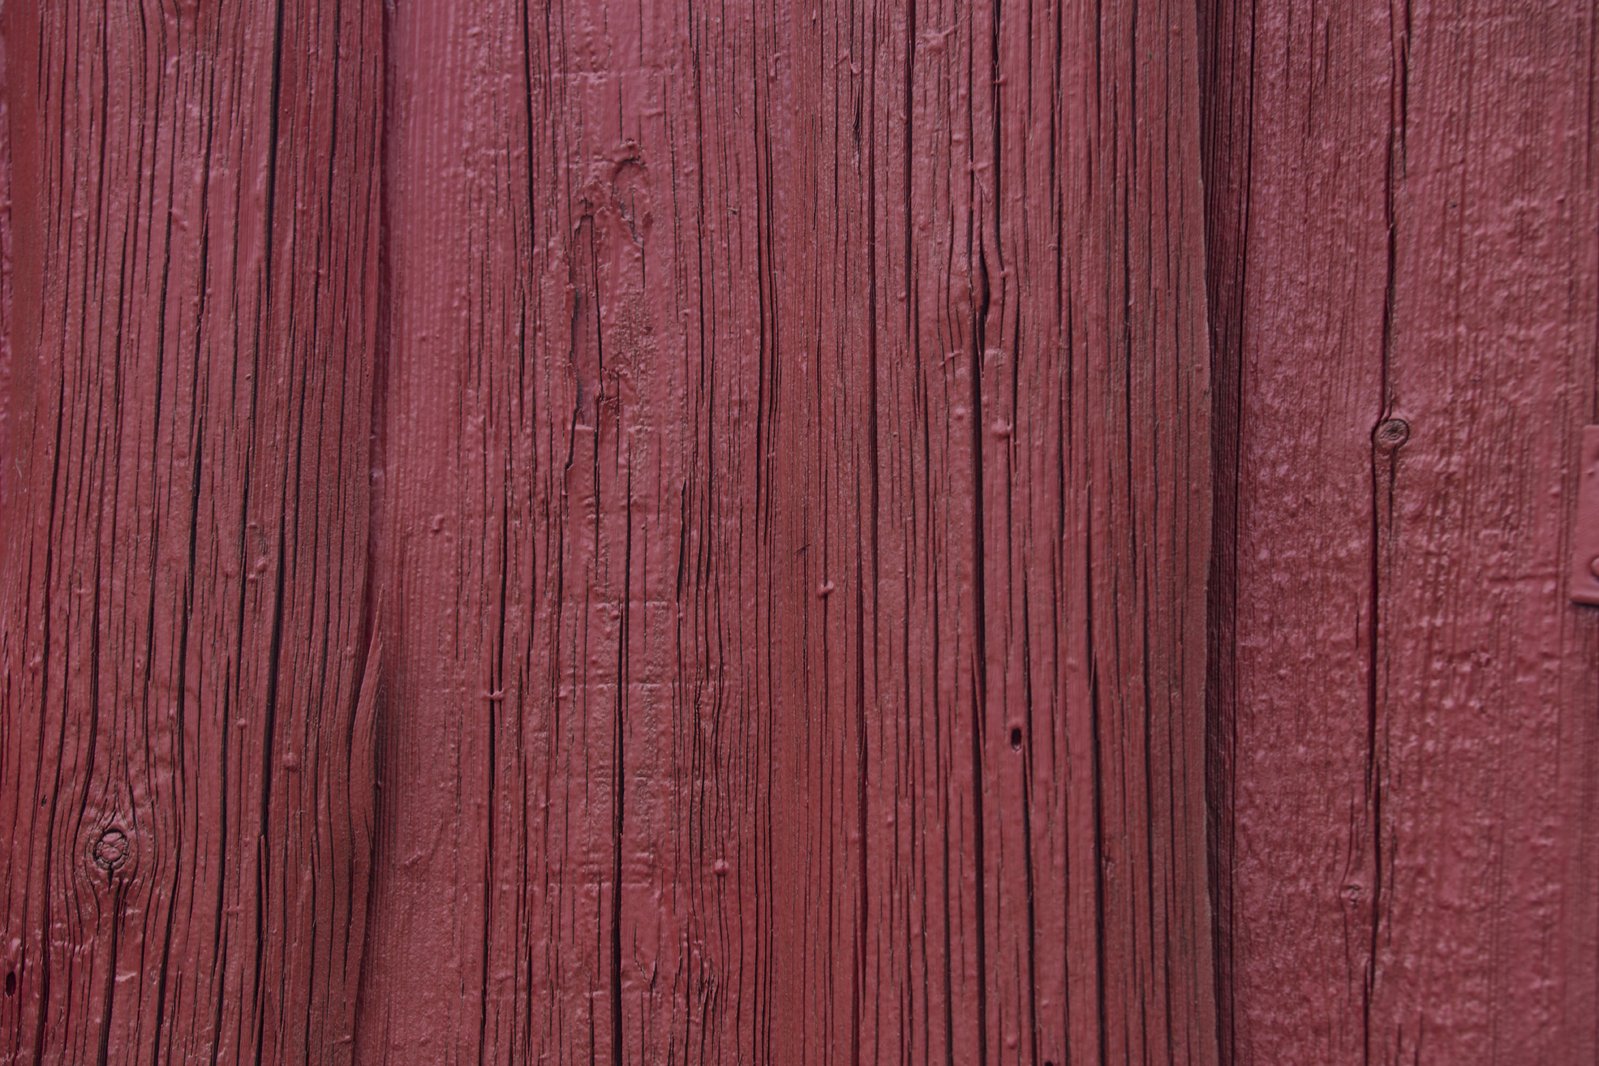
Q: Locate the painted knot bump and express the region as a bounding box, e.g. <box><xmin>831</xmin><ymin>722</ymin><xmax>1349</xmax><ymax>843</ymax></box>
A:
<box><xmin>1374</xmin><ymin>418</ymin><xmax>1410</xmax><ymax>450</ymax></box>
<box><xmin>92</xmin><ymin>828</ymin><xmax>130</xmax><ymax>872</ymax></box>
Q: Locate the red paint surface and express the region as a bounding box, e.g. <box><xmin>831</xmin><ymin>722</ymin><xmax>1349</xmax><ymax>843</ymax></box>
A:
<box><xmin>1201</xmin><ymin>0</ymin><xmax>1599</xmax><ymax>1061</ymax></box>
<box><xmin>2</xmin><ymin>0</ymin><xmax>1596</xmax><ymax>1062</ymax></box>
<box><xmin>1570</xmin><ymin>428</ymin><xmax>1599</xmax><ymax>605</ymax></box>
<box><xmin>0</xmin><ymin>2</ymin><xmax>382</xmax><ymax>1060</ymax></box>
<box><xmin>1</xmin><ymin>0</ymin><xmax>1214</xmax><ymax>1060</ymax></box>
<box><xmin>0</xmin><ymin>22</ymin><xmax>11</xmax><ymax>515</ymax></box>
<box><xmin>359</xmin><ymin>0</ymin><xmax>1213</xmax><ymax>1060</ymax></box>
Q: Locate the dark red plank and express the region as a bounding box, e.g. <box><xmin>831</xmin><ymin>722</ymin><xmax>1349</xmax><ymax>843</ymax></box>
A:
<box><xmin>761</xmin><ymin>0</ymin><xmax>1217</xmax><ymax>1061</ymax></box>
<box><xmin>0</xmin><ymin>2</ymin><xmax>383</xmax><ymax>1061</ymax></box>
<box><xmin>0</xmin><ymin>20</ymin><xmax>12</xmax><ymax>514</ymax></box>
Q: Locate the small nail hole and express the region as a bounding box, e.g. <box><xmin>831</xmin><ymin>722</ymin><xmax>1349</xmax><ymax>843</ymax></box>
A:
<box><xmin>4</xmin><ymin>971</ymin><xmax>15</xmax><ymax>996</ymax></box>
<box><xmin>1009</xmin><ymin>727</ymin><xmax>1023</xmax><ymax>750</ymax></box>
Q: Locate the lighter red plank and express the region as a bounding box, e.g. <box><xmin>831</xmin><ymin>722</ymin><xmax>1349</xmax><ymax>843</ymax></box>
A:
<box><xmin>1202</xmin><ymin>0</ymin><xmax>1599</xmax><ymax>1061</ymax></box>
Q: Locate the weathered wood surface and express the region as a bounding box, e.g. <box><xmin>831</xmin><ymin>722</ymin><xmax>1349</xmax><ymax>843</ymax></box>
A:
<box><xmin>0</xmin><ymin>21</ymin><xmax>11</xmax><ymax>515</ymax></box>
<box><xmin>363</xmin><ymin>0</ymin><xmax>1215</xmax><ymax>1062</ymax></box>
<box><xmin>0</xmin><ymin>1</ymin><xmax>383</xmax><ymax>1062</ymax></box>
<box><xmin>0</xmin><ymin>0</ymin><xmax>1216</xmax><ymax>1062</ymax></box>
<box><xmin>9</xmin><ymin>0</ymin><xmax>1599</xmax><ymax>1061</ymax></box>
<box><xmin>1200</xmin><ymin>0</ymin><xmax>1599</xmax><ymax>1061</ymax></box>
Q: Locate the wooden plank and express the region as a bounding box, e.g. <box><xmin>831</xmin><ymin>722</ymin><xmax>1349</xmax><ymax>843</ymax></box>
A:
<box><xmin>1201</xmin><ymin>0</ymin><xmax>1599</xmax><ymax>1060</ymax></box>
<box><xmin>1196</xmin><ymin>0</ymin><xmax>1393</xmax><ymax>1058</ymax></box>
<box><xmin>763</xmin><ymin>0</ymin><xmax>1216</xmax><ymax>1061</ymax></box>
<box><xmin>368</xmin><ymin>0</ymin><xmax>1216</xmax><ymax>1061</ymax></box>
<box><xmin>0</xmin><ymin>2</ymin><xmax>383</xmax><ymax>1062</ymax></box>
<box><xmin>358</xmin><ymin>0</ymin><xmax>775</xmax><ymax>1059</ymax></box>
<box><xmin>0</xmin><ymin>18</ymin><xmax>12</xmax><ymax>514</ymax></box>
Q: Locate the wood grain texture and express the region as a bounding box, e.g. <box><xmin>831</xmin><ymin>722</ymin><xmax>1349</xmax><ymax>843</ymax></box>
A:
<box><xmin>761</xmin><ymin>0</ymin><xmax>1216</xmax><ymax>1062</ymax></box>
<box><xmin>0</xmin><ymin>0</ymin><xmax>1216</xmax><ymax>1061</ymax></box>
<box><xmin>357</xmin><ymin>0</ymin><xmax>777</xmax><ymax>1057</ymax></box>
<box><xmin>0</xmin><ymin>11</ymin><xmax>12</xmax><ymax>514</ymax></box>
<box><xmin>1200</xmin><ymin>0</ymin><xmax>1599</xmax><ymax>1061</ymax></box>
<box><xmin>363</xmin><ymin>0</ymin><xmax>1216</xmax><ymax>1061</ymax></box>
<box><xmin>0</xmin><ymin>1</ymin><xmax>383</xmax><ymax>1061</ymax></box>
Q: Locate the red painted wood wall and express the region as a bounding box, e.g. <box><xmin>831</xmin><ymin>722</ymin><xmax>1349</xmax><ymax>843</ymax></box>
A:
<box><xmin>1199</xmin><ymin>1</ymin><xmax>1599</xmax><ymax>1060</ymax></box>
<box><xmin>0</xmin><ymin>0</ymin><xmax>1593</xmax><ymax>1063</ymax></box>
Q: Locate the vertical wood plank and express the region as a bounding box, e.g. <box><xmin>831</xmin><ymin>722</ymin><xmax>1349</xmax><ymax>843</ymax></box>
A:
<box><xmin>360</xmin><ymin>0</ymin><xmax>773</xmax><ymax>1059</ymax></box>
<box><xmin>0</xmin><ymin>1</ymin><xmax>383</xmax><ymax>1063</ymax></box>
<box><xmin>1197</xmin><ymin>1</ymin><xmax>1393</xmax><ymax>1058</ymax></box>
<box><xmin>762</xmin><ymin>0</ymin><xmax>1217</xmax><ymax>1061</ymax></box>
<box><xmin>1201</xmin><ymin>0</ymin><xmax>1599</xmax><ymax>1060</ymax></box>
<box><xmin>1371</xmin><ymin>4</ymin><xmax>1599</xmax><ymax>1058</ymax></box>
<box><xmin>0</xmin><ymin>14</ymin><xmax>12</xmax><ymax>513</ymax></box>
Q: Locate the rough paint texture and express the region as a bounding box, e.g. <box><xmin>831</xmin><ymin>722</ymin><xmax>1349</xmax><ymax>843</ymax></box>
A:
<box><xmin>0</xmin><ymin>2</ymin><xmax>382</xmax><ymax>1062</ymax></box>
<box><xmin>0</xmin><ymin>14</ymin><xmax>11</xmax><ymax>515</ymax></box>
<box><xmin>360</xmin><ymin>0</ymin><xmax>1214</xmax><ymax>1062</ymax></box>
<box><xmin>1200</xmin><ymin>0</ymin><xmax>1599</xmax><ymax>1062</ymax></box>
<box><xmin>0</xmin><ymin>0</ymin><xmax>1214</xmax><ymax>1061</ymax></box>
<box><xmin>8</xmin><ymin>0</ymin><xmax>1597</xmax><ymax>1063</ymax></box>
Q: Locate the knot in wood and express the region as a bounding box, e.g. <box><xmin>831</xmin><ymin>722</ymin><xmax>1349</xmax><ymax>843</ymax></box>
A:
<box><xmin>1374</xmin><ymin>418</ymin><xmax>1410</xmax><ymax>451</ymax></box>
<box><xmin>92</xmin><ymin>828</ymin><xmax>130</xmax><ymax>872</ymax></box>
